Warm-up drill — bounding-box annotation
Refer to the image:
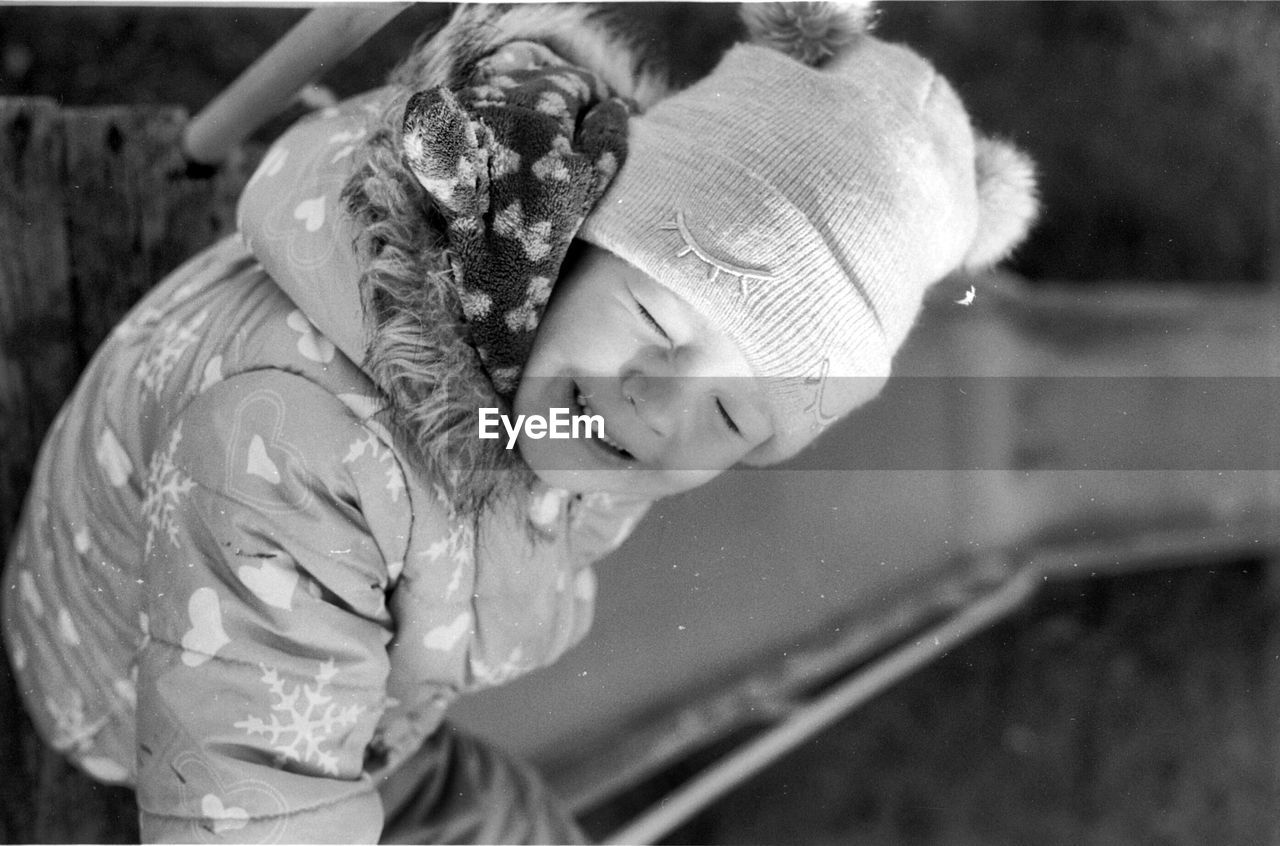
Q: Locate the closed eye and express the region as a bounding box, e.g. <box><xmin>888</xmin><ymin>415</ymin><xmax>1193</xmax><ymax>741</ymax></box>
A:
<box><xmin>635</xmin><ymin>301</ymin><xmax>671</xmax><ymax>341</ymax></box>
<box><xmin>716</xmin><ymin>399</ymin><xmax>741</xmax><ymax>435</ymax></box>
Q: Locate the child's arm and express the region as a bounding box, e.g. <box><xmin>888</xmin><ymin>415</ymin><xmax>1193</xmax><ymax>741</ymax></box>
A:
<box><xmin>132</xmin><ymin>371</ymin><xmax>408</xmax><ymax>843</ymax></box>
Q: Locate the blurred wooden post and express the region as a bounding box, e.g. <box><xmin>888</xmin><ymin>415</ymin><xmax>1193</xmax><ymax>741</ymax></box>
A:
<box><xmin>0</xmin><ymin>96</ymin><xmax>252</xmax><ymax>843</ymax></box>
<box><xmin>2</xmin><ymin>11</ymin><xmax>411</xmax><ymax>836</ymax></box>
<box><xmin>182</xmin><ymin>3</ymin><xmax>407</xmax><ymax>165</ymax></box>
<box><xmin>0</xmin><ymin>97</ymin><xmax>79</xmax><ymax>844</ymax></box>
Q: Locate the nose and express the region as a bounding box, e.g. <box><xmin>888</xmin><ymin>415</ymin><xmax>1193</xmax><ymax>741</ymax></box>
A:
<box><xmin>620</xmin><ymin>371</ymin><xmax>685</xmax><ymax>437</ymax></box>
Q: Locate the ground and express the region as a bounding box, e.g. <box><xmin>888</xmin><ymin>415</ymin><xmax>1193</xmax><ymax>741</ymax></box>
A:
<box><xmin>3</xmin><ymin>2</ymin><xmax>1276</xmax><ymax>284</ymax></box>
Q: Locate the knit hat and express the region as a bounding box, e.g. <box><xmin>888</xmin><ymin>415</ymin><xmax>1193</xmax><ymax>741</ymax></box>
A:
<box><xmin>578</xmin><ymin>2</ymin><xmax>1039</xmax><ymax>464</ymax></box>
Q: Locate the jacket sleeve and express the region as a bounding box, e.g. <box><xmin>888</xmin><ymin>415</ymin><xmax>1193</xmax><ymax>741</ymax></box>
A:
<box><xmin>133</xmin><ymin>371</ymin><xmax>411</xmax><ymax>844</ymax></box>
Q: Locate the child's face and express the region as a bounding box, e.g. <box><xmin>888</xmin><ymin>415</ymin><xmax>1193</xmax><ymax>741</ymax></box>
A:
<box><xmin>513</xmin><ymin>246</ymin><xmax>775</xmax><ymax>498</ymax></box>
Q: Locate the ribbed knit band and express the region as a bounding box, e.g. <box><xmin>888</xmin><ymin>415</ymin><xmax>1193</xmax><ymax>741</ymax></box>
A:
<box><xmin>580</xmin><ymin>40</ymin><xmax>983</xmax><ymax>463</ymax></box>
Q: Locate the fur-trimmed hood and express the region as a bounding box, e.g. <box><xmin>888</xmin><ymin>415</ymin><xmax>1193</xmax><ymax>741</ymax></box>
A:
<box><xmin>238</xmin><ymin>4</ymin><xmax>674</xmax><ymax>514</ymax></box>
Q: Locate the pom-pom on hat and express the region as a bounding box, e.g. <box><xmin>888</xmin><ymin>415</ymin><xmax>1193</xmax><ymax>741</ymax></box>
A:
<box><xmin>578</xmin><ymin>1</ymin><xmax>1038</xmax><ymax>464</ymax></box>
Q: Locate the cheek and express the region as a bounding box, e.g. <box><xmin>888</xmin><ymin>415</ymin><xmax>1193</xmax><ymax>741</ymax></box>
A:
<box><xmin>512</xmin><ymin>368</ymin><xmax>546</xmax><ymax>420</ymax></box>
<box><xmin>529</xmin><ymin>322</ymin><xmax>600</xmax><ymax>376</ymax></box>
<box><xmin>672</xmin><ymin>422</ymin><xmax>753</xmax><ymax>471</ymax></box>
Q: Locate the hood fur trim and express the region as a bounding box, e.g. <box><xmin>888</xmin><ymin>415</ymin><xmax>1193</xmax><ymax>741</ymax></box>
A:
<box><xmin>390</xmin><ymin>4</ymin><xmax>673</xmax><ymax>109</ymax></box>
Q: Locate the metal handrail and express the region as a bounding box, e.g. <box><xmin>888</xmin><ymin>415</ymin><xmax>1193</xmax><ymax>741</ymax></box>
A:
<box><xmin>600</xmin><ymin>567</ymin><xmax>1039</xmax><ymax>845</ymax></box>
<box><xmin>181</xmin><ymin>3</ymin><xmax>408</xmax><ymax>166</ymax></box>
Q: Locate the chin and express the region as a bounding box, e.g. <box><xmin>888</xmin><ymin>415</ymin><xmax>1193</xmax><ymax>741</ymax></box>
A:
<box><xmin>528</xmin><ymin>463</ymin><xmax>720</xmax><ymax>499</ymax></box>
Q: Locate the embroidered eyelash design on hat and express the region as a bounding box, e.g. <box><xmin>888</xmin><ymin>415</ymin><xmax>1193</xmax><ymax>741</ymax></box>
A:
<box><xmin>802</xmin><ymin>357</ymin><xmax>839</xmax><ymax>432</ymax></box>
<box><xmin>659</xmin><ymin>211</ymin><xmax>776</xmax><ymax>299</ymax></box>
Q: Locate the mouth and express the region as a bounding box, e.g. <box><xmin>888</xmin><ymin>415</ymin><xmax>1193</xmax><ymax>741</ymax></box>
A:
<box><xmin>574</xmin><ymin>385</ymin><xmax>635</xmax><ymax>461</ymax></box>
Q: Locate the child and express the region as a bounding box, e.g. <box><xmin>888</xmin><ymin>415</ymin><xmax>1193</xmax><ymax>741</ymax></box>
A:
<box><xmin>2</xmin><ymin>3</ymin><xmax>1037</xmax><ymax>843</ymax></box>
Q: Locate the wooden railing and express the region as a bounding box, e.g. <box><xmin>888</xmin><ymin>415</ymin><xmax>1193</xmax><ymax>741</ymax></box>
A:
<box><xmin>0</xmin><ymin>97</ymin><xmax>253</xmax><ymax>843</ymax></box>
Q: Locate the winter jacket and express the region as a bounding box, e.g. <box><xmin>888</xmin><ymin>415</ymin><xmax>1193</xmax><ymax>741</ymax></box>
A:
<box><xmin>1</xmin><ymin>7</ymin><xmax>670</xmax><ymax>840</ymax></box>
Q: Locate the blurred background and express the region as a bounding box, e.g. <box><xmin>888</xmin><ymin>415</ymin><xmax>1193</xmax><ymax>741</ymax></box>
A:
<box><xmin>2</xmin><ymin>3</ymin><xmax>1279</xmax><ymax>844</ymax></box>
<box><xmin>3</xmin><ymin>2</ymin><xmax>1277</xmax><ymax>284</ymax></box>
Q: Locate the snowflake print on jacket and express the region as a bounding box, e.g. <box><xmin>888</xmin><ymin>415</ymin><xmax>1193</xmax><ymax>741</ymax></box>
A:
<box><xmin>136</xmin><ymin>310</ymin><xmax>209</xmax><ymax>398</ymax></box>
<box><xmin>234</xmin><ymin>659</ymin><xmax>364</xmax><ymax>776</ymax></box>
<box><xmin>142</xmin><ymin>422</ymin><xmax>196</xmax><ymax>556</ymax></box>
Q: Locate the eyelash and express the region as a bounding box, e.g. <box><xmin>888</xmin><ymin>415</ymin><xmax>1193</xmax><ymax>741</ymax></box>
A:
<box><xmin>716</xmin><ymin>399</ymin><xmax>741</xmax><ymax>435</ymax></box>
<box><xmin>636</xmin><ymin>302</ymin><xmax>670</xmax><ymax>341</ymax></box>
